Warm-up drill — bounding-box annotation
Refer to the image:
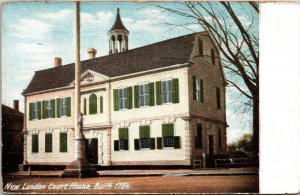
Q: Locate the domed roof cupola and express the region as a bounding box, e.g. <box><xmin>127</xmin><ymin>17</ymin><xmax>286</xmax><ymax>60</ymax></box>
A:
<box><xmin>108</xmin><ymin>8</ymin><xmax>129</xmax><ymax>55</ymax></box>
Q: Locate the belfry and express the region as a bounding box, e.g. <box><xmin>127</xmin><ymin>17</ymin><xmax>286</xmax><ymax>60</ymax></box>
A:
<box><xmin>108</xmin><ymin>8</ymin><xmax>129</xmax><ymax>54</ymax></box>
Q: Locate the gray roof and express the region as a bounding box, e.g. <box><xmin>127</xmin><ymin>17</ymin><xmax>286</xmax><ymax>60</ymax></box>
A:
<box><xmin>23</xmin><ymin>33</ymin><xmax>198</xmax><ymax>95</ymax></box>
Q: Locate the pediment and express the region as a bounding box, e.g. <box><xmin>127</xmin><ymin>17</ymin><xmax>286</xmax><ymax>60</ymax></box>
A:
<box><xmin>69</xmin><ymin>69</ymin><xmax>109</xmax><ymax>86</ymax></box>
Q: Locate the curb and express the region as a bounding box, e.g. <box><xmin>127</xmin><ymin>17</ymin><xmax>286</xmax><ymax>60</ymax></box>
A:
<box><xmin>4</xmin><ymin>172</ymin><xmax>258</xmax><ymax>178</ymax></box>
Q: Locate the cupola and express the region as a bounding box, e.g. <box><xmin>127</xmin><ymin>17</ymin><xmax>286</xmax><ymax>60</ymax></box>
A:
<box><xmin>108</xmin><ymin>8</ymin><xmax>129</xmax><ymax>54</ymax></box>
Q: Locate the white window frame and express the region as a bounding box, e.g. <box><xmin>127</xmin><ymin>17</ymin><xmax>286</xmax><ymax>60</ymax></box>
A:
<box><xmin>162</xmin><ymin>124</ymin><xmax>176</xmax><ymax>149</ymax></box>
<box><xmin>32</xmin><ymin>102</ymin><xmax>38</xmax><ymax>120</ymax></box>
<box><xmin>119</xmin><ymin>88</ymin><xmax>128</xmax><ymax>110</ymax></box>
<box><xmin>140</xmin><ymin>138</ymin><xmax>150</xmax><ymax>149</ymax></box>
<box><xmin>46</xmin><ymin>100</ymin><xmax>52</xmax><ymax>118</ymax></box>
<box><xmin>60</xmin><ymin>97</ymin><xmax>68</xmax><ymax>117</ymax></box>
<box><xmin>139</xmin><ymin>84</ymin><xmax>149</xmax><ymax>107</ymax></box>
<box><xmin>161</xmin><ymin>79</ymin><xmax>173</xmax><ymax>104</ymax></box>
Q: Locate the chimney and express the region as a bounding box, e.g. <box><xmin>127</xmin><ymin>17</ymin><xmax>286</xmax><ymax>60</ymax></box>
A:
<box><xmin>13</xmin><ymin>100</ymin><xmax>19</xmax><ymax>111</ymax></box>
<box><xmin>54</xmin><ymin>57</ymin><xmax>62</xmax><ymax>67</ymax></box>
<box><xmin>87</xmin><ymin>48</ymin><xmax>97</xmax><ymax>59</ymax></box>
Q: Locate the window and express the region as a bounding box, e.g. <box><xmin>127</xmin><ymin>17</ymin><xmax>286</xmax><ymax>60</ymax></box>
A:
<box><xmin>162</xmin><ymin>124</ymin><xmax>174</xmax><ymax>147</ymax></box>
<box><xmin>60</xmin><ymin>98</ymin><xmax>68</xmax><ymax>116</ymax></box>
<box><xmin>57</xmin><ymin>97</ymin><xmax>71</xmax><ymax>117</ymax></box>
<box><xmin>199</xmin><ymin>39</ymin><xmax>204</xmax><ymax>56</ymax></box>
<box><xmin>194</xmin><ymin>77</ymin><xmax>204</xmax><ymax>103</ymax></box>
<box><xmin>32</xmin><ymin>134</ymin><xmax>39</xmax><ymax>153</ymax></box>
<box><xmin>29</xmin><ymin>102</ymin><xmax>41</xmax><ymax>120</ymax></box>
<box><xmin>195</xmin><ymin>123</ymin><xmax>203</xmax><ymax>149</ymax></box>
<box><xmin>83</xmin><ymin>98</ymin><xmax>87</xmax><ymax>115</ymax></box>
<box><xmin>161</xmin><ymin>80</ymin><xmax>173</xmax><ymax>104</ymax></box>
<box><xmin>113</xmin><ymin>87</ymin><xmax>132</xmax><ymax>111</ymax></box>
<box><xmin>59</xmin><ymin>132</ymin><xmax>68</xmax><ymax>152</ymax></box>
<box><xmin>139</xmin><ymin>84</ymin><xmax>149</xmax><ymax>107</ymax></box>
<box><xmin>216</xmin><ymin>87</ymin><xmax>221</xmax><ymax>109</ymax></box>
<box><xmin>218</xmin><ymin>128</ymin><xmax>222</xmax><ymax>148</ymax></box>
<box><xmin>119</xmin><ymin>88</ymin><xmax>128</xmax><ymax>110</ymax></box>
<box><xmin>100</xmin><ymin>96</ymin><xmax>103</xmax><ymax>113</ymax></box>
<box><xmin>134</xmin><ymin>83</ymin><xmax>154</xmax><ymax>108</ymax></box>
<box><xmin>156</xmin><ymin>124</ymin><xmax>181</xmax><ymax>149</ymax></box>
<box><xmin>139</xmin><ymin>126</ymin><xmax>150</xmax><ymax>149</ymax></box>
<box><xmin>89</xmin><ymin>94</ymin><xmax>97</xmax><ymax>114</ymax></box>
<box><xmin>115</xmin><ymin>128</ymin><xmax>129</xmax><ymax>151</ymax></box>
<box><xmin>45</xmin><ymin>133</ymin><xmax>52</xmax><ymax>153</ymax></box>
<box><xmin>211</xmin><ymin>48</ymin><xmax>215</xmax><ymax>65</ymax></box>
<box><xmin>32</xmin><ymin>102</ymin><xmax>39</xmax><ymax>119</ymax></box>
<box><xmin>45</xmin><ymin>100</ymin><xmax>52</xmax><ymax>118</ymax></box>
<box><xmin>156</xmin><ymin>79</ymin><xmax>179</xmax><ymax>105</ymax></box>
<box><xmin>42</xmin><ymin>100</ymin><xmax>55</xmax><ymax>119</ymax></box>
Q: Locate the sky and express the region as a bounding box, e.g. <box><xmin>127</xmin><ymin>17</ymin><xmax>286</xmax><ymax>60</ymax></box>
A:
<box><xmin>2</xmin><ymin>2</ymin><xmax>255</xmax><ymax>144</ymax></box>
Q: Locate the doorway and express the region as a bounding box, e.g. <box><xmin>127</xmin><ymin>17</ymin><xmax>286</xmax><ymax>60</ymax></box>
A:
<box><xmin>208</xmin><ymin>135</ymin><xmax>215</xmax><ymax>167</ymax></box>
<box><xmin>85</xmin><ymin>138</ymin><xmax>98</xmax><ymax>164</ymax></box>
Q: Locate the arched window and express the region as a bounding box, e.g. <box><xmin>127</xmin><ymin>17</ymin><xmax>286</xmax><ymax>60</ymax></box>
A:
<box><xmin>83</xmin><ymin>98</ymin><xmax>87</xmax><ymax>115</ymax></box>
<box><xmin>89</xmin><ymin>94</ymin><xmax>97</xmax><ymax>115</ymax></box>
<box><xmin>117</xmin><ymin>34</ymin><xmax>123</xmax><ymax>42</ymax></box>
<box><xmin>111</xmin><ymin>35</ymin><xmax>115</xmax><ymax>41</ymax></box>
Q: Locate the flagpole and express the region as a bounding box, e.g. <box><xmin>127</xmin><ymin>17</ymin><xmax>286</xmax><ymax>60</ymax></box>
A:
<box><xmin>61</xmin><ymin>1</ymin><xmax>98</xmax><ymax>178</ymax></box>
<box><xmin>74</xmin><ymin>0</ymin><xmax>85</xmax><ymax>160</ymax></box>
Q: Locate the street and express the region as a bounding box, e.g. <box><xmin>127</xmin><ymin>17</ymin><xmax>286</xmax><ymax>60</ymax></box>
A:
<box><xmin>3</xmin><ymin>175</ymin><xmax>258</xmax><ymax>193</ymax></box>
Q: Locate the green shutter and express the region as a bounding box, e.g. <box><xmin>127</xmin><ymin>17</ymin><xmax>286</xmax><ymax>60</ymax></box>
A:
<box><xmin>114</xmin><ymin>140</ymin><xmax>119</xmax><ymax>151</ymax></box>
<box><xmin>66</xmin><ymin>97</ymin><xmax>71</xmax><ymax>117</ymax></box>
<box><xmin>56</xmin><ymin>98</ymin><xmax>61</xmax><ymax>118</ymax></box>
<box><xmin>199</xmin><ymin>39</ymin><xmax>204</xmax><ymax>56</ymax></box>
<box><xmin>139</xmin><ymin>126</ymin><xmax>150</xmax><ymax>138</ymax></box>
<box><xmin>89</xmin><ymin>94</ymin><xmax>97</xmax><ymax>114</ymax></box>
<box><xmin>119</xmin><ymin>128</ymin><xmax>128</xmax><ymax>140</ymax></box>
<box><xmin>193</xmin><ymin>76</ymin><xmax>197</xmax><ymax>100</ymax></box>
<box><xmin>37</xmin><ymin>101</ymin><xmax>41</xmax><ymax>120</ymax></box>
<box><xmin>150</xmin><ymin>138</ymin><xmax>155</xmax><ymax>150</ymax></box>
<box><xmin>127</xmin><ymin>87</ymin><xmax>132</xmax><ymax>109</ymax></box>
<box><xmin>42</xmin><ymin>101</ymin><xmax>46</xmax><ymax>119</ymax></box>
<box><xmin>134</xmin><ymin>85</ymin><xmax>139</xmax><ymax>108</ymax></box>
<box><xmin>149</xmin><ymin>82</ymin><xmax>155</xmax><ymax>106</ymax></box>
<box><xmin>100</xmin><ymin>96</ymin><xmax>103</xmax><ymax>113</ymax></box>
<box><xmin>200</xmin><ymin>79</ymin><xmax>204</xmax><ymax>103</ymax></box>
<box><xmin>172</xmin><ymin>78</ymin><xmax>179</xmax><ymax>103</ymax></box>
<box><xmin>51</xmin><ymin>99</ymin><xmax>55</xmax><ymax>118</ymax></box>
<box><xmin>45</xmin><ymin>133</ymin><xmax>52</xmax><ymax>153</ymax></box>
<box><xmin>84</xmin><ymin>98</ymin><xmax>87</xmax><ymax>115</ymax></box>
<box><xmin>60</xmin><ymin>133</ymin><xmax>67</xmax><ymax>152</ymax></box>
<box><xmin>29</xmin><ymin>103</ymin><xmax>33</xmax><ymax>121</ymax></box>
<box><xmin>156</xmin><ymin>81</ymin><xmax>162</xmax><ymax>105</ymax></box>
<box><xmin>134</xmin><ymin>139</ymin><xmax>140</xmax><ymax>150</ymax></box>
<box><xmin>32</xmin><ymin>134</ymin><xmax>39</xmax><ymax>153</ymax></box>
<box><xmin>124</xmin><ymin>140</ymin><xmax>129</xmax><ymax>150</ymax></box>
<box><xmin>174</xmin><ymin>136</ymin><xmax>181</xmax><ymax>149</ymax></box>
<box><xmin>162</xmin><ymin>124</ymin><xmax>174</xmax><ymax>137</ymax></box>
<box><xmin>113</xmin><ymin>89</ymin><xmax>119</xmax><ymax>111</ymax></box>
<box><xmin>157</xmin><ymin>137</ymin><xmax>162</xmax><ymax>149</ymax></box>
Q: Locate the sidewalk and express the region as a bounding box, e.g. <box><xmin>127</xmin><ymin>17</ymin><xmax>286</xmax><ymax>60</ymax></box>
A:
<box><xmin>5</xmin><ymin>167</ymin><xmax>258</xmax><ymax>177</ymax></box>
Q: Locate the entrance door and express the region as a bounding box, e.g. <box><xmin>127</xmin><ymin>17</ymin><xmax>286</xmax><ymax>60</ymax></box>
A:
<box><xmin>85</xmin><ymin>138</ymin><xmax>98</xmax><ymax>164</ymax></box>
<box><xmin>208</xmin><ymin>135</ymin><xmax>215</xmax><ymax>167</ymax></box>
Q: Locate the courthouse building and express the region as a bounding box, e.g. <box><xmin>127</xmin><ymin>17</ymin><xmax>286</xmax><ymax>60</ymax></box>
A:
<box><xmin>22</xmin><ymin>9</ymin><xmax>227</xmax><ymax>168</ymax></box>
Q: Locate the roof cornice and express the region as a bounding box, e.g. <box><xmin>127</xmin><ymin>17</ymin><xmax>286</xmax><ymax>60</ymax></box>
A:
<box><xmin>23</xmin><ymin>63</ymin><xmax>191</xmax><ymax>97</ymax></box>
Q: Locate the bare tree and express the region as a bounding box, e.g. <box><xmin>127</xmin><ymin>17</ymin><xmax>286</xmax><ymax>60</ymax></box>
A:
<box><xmin>155</xmin><ymin>2</ymin><xmax>259</xmax><ymax>155</ymax></box>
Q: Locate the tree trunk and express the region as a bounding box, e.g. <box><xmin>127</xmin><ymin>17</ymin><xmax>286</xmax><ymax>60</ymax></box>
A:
<box><xmin>252</xmin><ymin>94</ymin><xmax>259</xmax><ymax>162</ymax></box>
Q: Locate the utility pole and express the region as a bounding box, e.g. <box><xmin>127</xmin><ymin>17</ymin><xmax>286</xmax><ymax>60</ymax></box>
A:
<box><xmin>61</xmin><ymin>1</ymin><xmax>98</xmax><ymax>178</ymax></box>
